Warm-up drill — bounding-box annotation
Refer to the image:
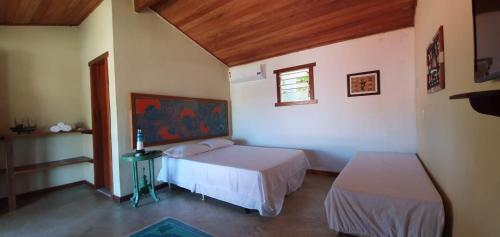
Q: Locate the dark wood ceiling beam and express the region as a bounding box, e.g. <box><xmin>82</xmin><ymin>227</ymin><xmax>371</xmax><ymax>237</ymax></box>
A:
<box><xmin>135</xmin><ymin>0</ymin><xmax>163</xmax><ymax>12</ymax></box>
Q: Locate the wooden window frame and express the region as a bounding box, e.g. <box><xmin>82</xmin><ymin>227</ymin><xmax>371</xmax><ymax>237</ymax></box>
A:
<box><xmin>274</xmin><ymin>62</ymin><xmax>318</xmax><ymax>107</ymax></box>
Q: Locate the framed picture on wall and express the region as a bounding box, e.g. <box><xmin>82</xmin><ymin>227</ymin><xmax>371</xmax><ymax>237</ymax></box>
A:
<box><xmin>130</xmin><ymin>93</ymin><xmax>229</xmax><ymax>147</ymax></box>
<box><xmin>427</xmin><ymin>25</ymin><xmax>445</xmax><ymax>93</ymax></box>
<box><xmin>347</xmin><ymin>70</ymin><xmax>381</xmax><ymax>97</ymax></box>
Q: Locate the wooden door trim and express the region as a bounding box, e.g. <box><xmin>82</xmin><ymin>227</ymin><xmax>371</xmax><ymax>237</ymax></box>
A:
<box><xmin>88</xmin><ymin>52</ymin><xmax>109</xmax><ymax>66</ymax></box>
<box><xmin>89</xmin><ymin>52</ymin><xmax>113</xmax><ymax>193</ymax></box>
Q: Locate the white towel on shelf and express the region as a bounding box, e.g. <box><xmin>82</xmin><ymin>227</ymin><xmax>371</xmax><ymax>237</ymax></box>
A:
<box><xmin>50</xmin><ymin>125</ymin><xmax>61</xmax><ymax>133</ymax></box>
<box><xmin>50</xmin><ymin>122</ymin><xmax>72</xmax><ymax>133</ymax></box>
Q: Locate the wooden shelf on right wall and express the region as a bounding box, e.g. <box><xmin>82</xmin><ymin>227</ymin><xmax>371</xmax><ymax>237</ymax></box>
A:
<box><xmin>450</xmin><ymin>90</ymin><xmax>500</xmax><ymax>117</ymax></box>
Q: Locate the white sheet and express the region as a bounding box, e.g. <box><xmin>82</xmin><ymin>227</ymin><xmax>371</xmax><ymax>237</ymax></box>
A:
<box><xmin>157</xmin><ymin>145</ymin><xmax>310</xmax><ymax>216</ymax></box>
<box><xmin>324</xmin><ymin>152</ymin><xmax>444</xmax><ymax>237</ymax></box>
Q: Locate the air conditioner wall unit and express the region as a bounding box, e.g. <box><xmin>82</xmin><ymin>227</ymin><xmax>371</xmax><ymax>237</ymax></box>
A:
<box><xmin>229</xmin><ymin>64</ymin><xmax>266</xmax><ymax>83</ymax></box>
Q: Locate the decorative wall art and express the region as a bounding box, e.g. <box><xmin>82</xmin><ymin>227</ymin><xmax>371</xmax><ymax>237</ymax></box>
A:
<box><xmin>347</xmin><ymin>70</ymin><xmax>381</xmax><ymax>97</ymax></box>
<box><xmin>427</xmin><ymin>25</ymin><xmax>445</xmax><ymax>93</ymax></box>
<box><xmin>131</xmin><ymin>93</ymin><xmax>229</xmax><ymax>147</ymax></box>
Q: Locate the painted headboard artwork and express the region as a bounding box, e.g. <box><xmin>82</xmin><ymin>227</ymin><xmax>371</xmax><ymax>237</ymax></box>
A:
<box><xmin>130</xmin><ymin>93</ymin><xmax>229</xmax><ymax>147</ymax></box>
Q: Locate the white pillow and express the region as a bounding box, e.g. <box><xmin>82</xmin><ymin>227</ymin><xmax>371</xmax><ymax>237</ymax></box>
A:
<box><xmin>164</xmin><ymin>144</ymin><xmax>210</xmax><ymax>158</ymax></box>
<box><xmin>199</xmin><ymin>138</ymin><xmax>234</xmax><ymax>150</ymax></box>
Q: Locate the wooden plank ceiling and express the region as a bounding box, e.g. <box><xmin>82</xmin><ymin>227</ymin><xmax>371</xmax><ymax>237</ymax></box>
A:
<box><xmin>0</xmin><ymin>0</ymin><xmax>103</xmax><ymax>26</ymax></box>
<box><xmin>152</xmin><ymin>0</ymin><xmax>417</xmax><ymax>66</ymax></box>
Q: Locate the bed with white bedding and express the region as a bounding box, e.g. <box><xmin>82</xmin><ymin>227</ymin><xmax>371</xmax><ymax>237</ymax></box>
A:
<box><xmin>324</xmin><ymin>152</ymin><xmax>444</xmax><ymax>237</ymax></box>
<box><xmin>157</xmin><ymin>144</ymin><xmax>310</xmax><ymax>216</ymax></box>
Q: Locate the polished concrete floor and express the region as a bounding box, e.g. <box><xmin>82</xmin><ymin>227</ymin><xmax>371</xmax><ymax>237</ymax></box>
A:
<box><xmin>0</xmin><ymin>174</ymin><xmax>340</xmax><ymax>237</ymax></box>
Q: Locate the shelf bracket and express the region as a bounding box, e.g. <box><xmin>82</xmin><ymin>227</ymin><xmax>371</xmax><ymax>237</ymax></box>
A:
<box><xmin>450</xmin><ymin>90</ymin><xmax>500</xmax><ymax>117</ymax></box>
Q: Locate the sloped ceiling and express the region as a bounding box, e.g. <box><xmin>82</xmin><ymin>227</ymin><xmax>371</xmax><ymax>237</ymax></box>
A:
<box><xmin>152</xmin><ymin>0</ymin><xmax>417</xmax><ymax>66</ymax></box>
<box><xmin>0</xmin><ymin>0</ymin><xmax>417</xmax><ymax>65</ymax></box>
<box><xmin>0</xmin><ymin>0</ymin><xmax>103</xmax><ymax>26</ymax></box>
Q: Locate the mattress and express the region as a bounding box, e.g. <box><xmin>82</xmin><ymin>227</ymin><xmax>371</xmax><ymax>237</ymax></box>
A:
<box><xmin>157</xmin><ymin>145</ymin><xmax>310</xmax><ymax>216</ymax></box>
<box><xmin>324</xmin><ymin>152</ymin><xmax>444</xmax><ymax>237</ymax></box>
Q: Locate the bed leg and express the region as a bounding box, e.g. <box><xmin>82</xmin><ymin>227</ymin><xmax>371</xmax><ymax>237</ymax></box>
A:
<box><xmin>168</xmin><ymin>183</ymin><xmax>171</xmax><ymax>190</ymax></box>
<box><xmin>201</xmin><ymin>194</ymin><xmax>205</xmax><ymax>201</ymax></box>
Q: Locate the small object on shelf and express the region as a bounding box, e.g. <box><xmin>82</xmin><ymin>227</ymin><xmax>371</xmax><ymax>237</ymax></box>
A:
<box><xmin>135</xmin><ymin>128</ymin><xmax>145</xmax><ymax>156</ymax></box>
<box><xmin>57</xmin><ymin>122</ymin><xmax>72</xmax><ymax>132</ymax></box>
<box><xmin>50</xmin><ymin>122</ymin><xmax>73</xmax><ymax>133</ymax></box>
<box><xmin>61</xmin><ymin>125</ymin><xmax>72</xmax><ymax>132</ymax></box>
<box><xmin>10</xmin><ymin>118</ymin><xmax>37</xmax><ymax>134</ymax></box>
<box><xmin>10</xmin><ymin>125</ymin><xmax>37</xmax><ymax>134</ymax></box>
<box><xmin>50</xmin><ymin>125</ymin><xmax>61</xmax><ymax>133</ymax></box>
<box><xmin>449</xmin><ymin>89</ymin><xmax>500</xmax><ymax>117</ymax></box>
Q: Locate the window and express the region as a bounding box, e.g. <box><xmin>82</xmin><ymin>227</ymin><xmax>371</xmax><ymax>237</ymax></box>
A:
<box><xmin>274</xmin><ymin>62</ymin><xmax>318</xmax><ymax>107</ymax></box>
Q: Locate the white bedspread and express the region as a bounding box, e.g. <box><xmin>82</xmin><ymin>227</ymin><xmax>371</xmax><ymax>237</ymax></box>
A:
<box><xmin>157</xmin><ymin>145</ymin><xmax>310</xmax><ymax>216</ymax></box>
<box><xmin>324</xmin><ymin>152</ymin><xmax>444</xmax><ymax>237</ymax></box>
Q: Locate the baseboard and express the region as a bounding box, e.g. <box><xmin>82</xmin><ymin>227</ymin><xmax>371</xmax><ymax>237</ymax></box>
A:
<box><xmin>82</xmin><ymin>180</ymin><xmax>96</xmax><ymax>189</ymax></box>
<box><xmin>0</xmin><ymin>180</ymin><xmax>172</xmax><ymax>207</ymax></box>
<box><xmin>307</xmin><ymin>169</ymin><xmax>339</xmax><ymax>177</ymax></box>
<box><xmin>1</xmin><ymin>171</ymin><xmax>336</xmax><ymax>207</ymax></box>
<box><xmin>0</xmin><ymin>180</ymin><xmax>95</xmax><ymax>206</ymax></box>
<box><xmin>113</xmin><ymin>183</ymin><xmax>170</xmax><ymax>203</ymax></box>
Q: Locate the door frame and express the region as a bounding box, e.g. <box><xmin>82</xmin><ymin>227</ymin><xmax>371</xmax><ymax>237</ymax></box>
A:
<box><xmin>88</xmin><ymin>51</ymin><xmax>113</xmax><ymax>193</ymax></box>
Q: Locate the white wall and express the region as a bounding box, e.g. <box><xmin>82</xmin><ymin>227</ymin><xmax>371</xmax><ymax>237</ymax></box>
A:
<box><xmin>79</xmin><ymin>0</ymin><xmax>118</xmax><ymax>190</ymax></box>
<box><xmin>230</xmin><ymin>28</ymin><xmax>416</xmax><ymax>172</ymax></box>
<box><xmin>0</xmin><ymin>27</ymin><xmax>84</xmax><ymax>129</ymax></box>
<box><xmin>111</xmin><ymin>0</ymin><xmax>229</xmax><ymax>196</ymax></box>
<box><xmin>0</xmin><ymin>27</ymin><xmax>91</xmax><ymax>196</ymax></box>
<box><xmin>415</xmin><ymin>0</ymin><xmax>500</xmax><ymax>236</ymax></box>
<box><xmin>0</xmin><ymin>0</ymin><xmax>230</xmax><ymax>198</ymax></box>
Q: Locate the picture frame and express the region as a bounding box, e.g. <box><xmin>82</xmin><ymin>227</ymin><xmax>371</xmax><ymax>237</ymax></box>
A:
<box><xmin>347</xmin><ymin>70</ymin><xmax>381</xmax><ymax>97</ymax></box>
<box><xmin>427</xmin><ymin>25</ymin><xmax>445</xmax><ymax>93</ymax></box>
<box><xmin>130</xmin><ymin>93</ymin><xmax>229</xmax><ymax>148</ymax></box>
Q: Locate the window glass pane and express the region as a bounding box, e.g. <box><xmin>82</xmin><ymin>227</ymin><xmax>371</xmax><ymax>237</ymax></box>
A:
<box><xmin>279</xmin><ymin>68</ymin><xmax>310</xmax><ymax>102</ymax></box>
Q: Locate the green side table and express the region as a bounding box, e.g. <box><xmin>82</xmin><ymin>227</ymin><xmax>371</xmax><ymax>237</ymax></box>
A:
<box><xmin>121</xmin><ymin>150</ymin><xmax>163</xmax><ymax>208</ymax></box>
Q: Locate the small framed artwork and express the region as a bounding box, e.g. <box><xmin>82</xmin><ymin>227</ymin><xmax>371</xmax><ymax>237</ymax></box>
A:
<box><xmin>347</xmin><ymin>70</ymin><xmax>381</xmax><ymax>97</ymax></box>
<box><xmin>427</xmin><ymin>25</ymin><xmax>445</xmax><ymax>93</ymax></box>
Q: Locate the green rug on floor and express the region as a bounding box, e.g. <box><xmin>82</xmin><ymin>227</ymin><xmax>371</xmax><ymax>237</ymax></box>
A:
<box><xmin>130</xmin><ymin>218</ymin><xmax>214</xmax><ymax>237</ymax></box>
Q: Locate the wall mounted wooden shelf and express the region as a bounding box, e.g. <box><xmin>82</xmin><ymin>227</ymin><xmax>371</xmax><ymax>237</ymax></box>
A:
<box><xmin>0</xmin><ymin>129</ymin><xmax>93</xmax><ymax>212</ymax></box>
<box><xmin>450</xmin><ymin>90</ymin><xmax>500</xmax><ymax>117</ymax></box>
<box><xmin>0</xmin><ymin>129</ymin><xmax>92</xmax><ymax>140</ymax></box>
<box><xmin>0</xmin><ymin>156</ymin><xmax>93</xmax><ymax>175</ymax></box>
